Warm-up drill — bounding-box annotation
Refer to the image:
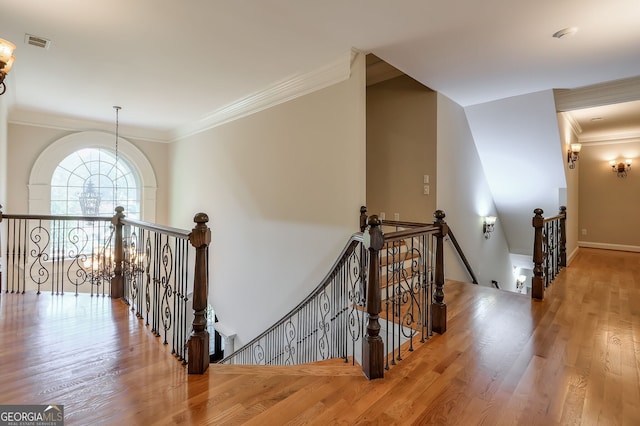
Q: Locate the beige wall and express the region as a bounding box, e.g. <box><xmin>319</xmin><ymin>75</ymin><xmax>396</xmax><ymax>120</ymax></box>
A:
<box><xmin>0</xmin><ymin>97</ymin><xmax>7</xmax><ymax>207</ymax></box>
<box><xmin>5</xmin><ymin>123</ymin><xmax>170</xmax><ymax>224</ymax></box>
<box><xmin>366</xmin><ymin>75</ymin><xmax>437</xmax><ymax>222</ymax></box>
<box><xmin>578</xmin><ymin>141</ymin><xmax>640</xmax><ymax>249</ymax></box>
<box><xmin>168</xmin><ymin>54</ymin><xmax>366</xmax><ymax>346</ymax></box>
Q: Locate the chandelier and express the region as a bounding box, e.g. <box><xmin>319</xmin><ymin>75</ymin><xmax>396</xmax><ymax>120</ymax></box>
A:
<box><xmin>78</xmin><ymin>180</ymin><xmax>101</xmax><ymax>216</ymax></box>
<box><xmin>0</xmin><ymin>38</ymin><xmax>16</xmax><ymax>96</ymax></box>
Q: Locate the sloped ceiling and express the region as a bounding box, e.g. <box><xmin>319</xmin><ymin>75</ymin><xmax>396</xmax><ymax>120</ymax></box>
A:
<box><xmin>465</xmin><ymin>91</ymin><xmax>566</xmax><ymax>256</ymax></box>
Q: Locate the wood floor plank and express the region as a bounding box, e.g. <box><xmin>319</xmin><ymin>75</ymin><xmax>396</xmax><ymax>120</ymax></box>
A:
<box><xmin>1</xmin><ymin>247</ymin><xmax>640</xmax><ymax>425</ymax></box>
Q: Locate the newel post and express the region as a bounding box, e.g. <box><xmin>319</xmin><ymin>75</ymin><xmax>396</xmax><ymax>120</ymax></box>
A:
<box><xmin>187</xmin><ymin>213</ymin><xmax>211</xmax><ymax>374</ymax></box>
<box><xmin>532</xmin><ymin>208</ymin><xmax>545</xmax><ymax>300</ymax></box>
<box><xmin>110</xmin><ymin>206</ymin><xmax>125</xmax><ymax>299</ymax></box>
<box><xmin>362</xmin><ymin>215</ymin><xmax>384</xmax><ymax>380</ymax></box>
<box><xmin>359</xmin><ymin>205</ymin><xmax>368</xmax><ymax>232</ymax></box>
<box><xmin>559</xmin><ymin>206</ymin><xmax>567</xmax><ymax>268</ymax></box>
<box><xmin>432</xmin><ymin>210</ymin><xmax>448</xmax><ymax>334</ymax></box>
<box><xmin>358</xmin><ymin>206</ymin><xmax>368</xmax><ymax>304</ymax></box>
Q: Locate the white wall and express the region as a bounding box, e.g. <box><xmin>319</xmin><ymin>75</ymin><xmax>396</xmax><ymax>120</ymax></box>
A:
<box><xmin>167</xmin><ymin>54</ymin><xmax>366</xmax><ymax>347</ymax></box>
<box><xmin>437</xmin><ymin>94</ymin><xmax>514</xmax><ymax>291</ymax></box>
<box><xmin>465</xmin><ymin>90</ymin><xmax>566</xmax><ymax>256</ymax></box>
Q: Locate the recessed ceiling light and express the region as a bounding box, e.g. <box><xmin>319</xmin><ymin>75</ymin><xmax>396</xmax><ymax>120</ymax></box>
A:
<box><xmin>552</xmin><ymin>27</ymin><xmax>578</xmax><ymax>39</ymax></box>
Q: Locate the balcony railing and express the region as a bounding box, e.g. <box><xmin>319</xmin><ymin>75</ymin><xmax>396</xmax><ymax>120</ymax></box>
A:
<box><xmin>531</xmin><ymin>206</ymin><xmax>567</xmax><ymax>300</ymax></box>
<box><xmin>0</xmin><ymin>205</ymin><xmax>211</xmax><ymax>374</ymax></box>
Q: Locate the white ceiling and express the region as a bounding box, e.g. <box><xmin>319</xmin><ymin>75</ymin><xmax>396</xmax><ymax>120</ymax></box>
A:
<box><xmin>2</xmin><ymin>0</ymin><xmax>640</xmax><ymax>140</ymax></box>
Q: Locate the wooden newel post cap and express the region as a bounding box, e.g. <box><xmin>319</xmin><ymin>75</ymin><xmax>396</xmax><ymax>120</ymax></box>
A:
<box><xmin>360</xmin><ymin>206</ymin><xmax>367</xmax><ymax>215</ymax></box>
<box><xmin>190</xmin><ymin>213</ymin><xmax>211</xmax><ymax>248</ymax></box>
<box><xmin>433</xmin><ymin>210</ymin><xmax>448</xmax><ymax>235</ymax></box>
<box><xmin>366</xmin><ymin>215</ymin><xmax>385</xmax><ymax>251</ymax></box>
<box><xmin>367</xmin><ymin>215</ymin><xmax>381</xmax><ymax>228</ymax></box>
<box><xmin>111</xmin><ymin>206</ymin><xmax>125</xmax><ymax>225</ymax></box>
<box><xmin>0</xmin><ymin>204</ymin><xmax>3</xmax><ymax>221</ymax></box>
<box><xmin>560</xmin><ymin>206</ymin><xmax>567</xmax><ymax>214</ymax></box>
<box><xmin>533</xmin><ymin>208</ymin><xmax>544</xmax><ymax>227</ymax></box>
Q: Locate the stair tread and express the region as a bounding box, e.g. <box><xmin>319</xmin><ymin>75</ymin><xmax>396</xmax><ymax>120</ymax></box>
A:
<box><xmin>212</xmin><ymin>358</ymin><xmax>362</xmax><ymax>377</ymax></box>
<box><xmin>381</xmin><ymin>266</ymin><xmax>428</xmax><ymax>289</ymax></box>
<box><xmin>380</xmin><ymin>250</ymin><xmax>421</xmax><ymax>267</ymax></box>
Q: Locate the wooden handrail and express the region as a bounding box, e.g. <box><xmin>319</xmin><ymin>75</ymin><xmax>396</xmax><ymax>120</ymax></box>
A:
<box><xmin>381</xmin><ymin>219</ymin><xmax>435</xmax><ymax>228</ymax></box>
<box><xmin>383</xmin><ymin>225</ymin><xmax>439</xmax><ymax>242</ymax></box>
<box><xmin>542</xmin><ymin>213</ymin><xmax>565</xmax><ymax>223</ymax></box>
<box><xmin>1</xmin><ymin>213</ymin><xmax>112</xmax><ymax>222</ymax></box>
<box><xmin>122</xmin><ymin>217</ymin><xmax>190</xmax><ymax>240</ymax></box>
<box><xmin>446</xmin><ymin>229</ymin><xmax>479</xmax><ymax>285</ymax></box>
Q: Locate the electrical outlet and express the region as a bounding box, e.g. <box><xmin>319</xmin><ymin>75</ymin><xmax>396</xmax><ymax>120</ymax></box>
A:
<box><xmin>423</xmin><ymin>174</ymin><xmax>429</xmax><ymax>184</ymax></box>
<box><xmin>581</xmin><ymin>228</ymin><xmax>587</xmax><ymax>236</ymax></box>
<box><xmin>380</xmin><ymin>212</ymin><xmax>386</xmax><ymax>220</ymax></box>
<box><xmin>394</xmin><ymin>213</ymin><xmax>400</xmax><ymax>221</ymax></box>
<box><xmin>423</xmin><ymin>185</ymin><xmax>430</xmax><ymax>195</ymax></box>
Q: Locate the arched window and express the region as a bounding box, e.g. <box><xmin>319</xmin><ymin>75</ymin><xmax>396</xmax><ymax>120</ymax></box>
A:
<box><xmin>29</xmin><ymin>131</ymin><xmax>157</xmax><ymax>222</ymax></box>
<box><xmin>51</xmin><ymin>148</ymin><xmax>140</xmax><ymax>219</ymax></box>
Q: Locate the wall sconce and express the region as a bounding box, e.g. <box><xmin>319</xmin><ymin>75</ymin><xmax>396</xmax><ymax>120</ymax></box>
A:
<box><xmin>0</xmin><ymin>38</ymin><xmax>16</xmax><ymax>96</ymax></box>
<box><xmin>609</xmin><ymin>159</ymin><xmax>632</xmax><ymax>178</ymax></box>
<box><xmin>516</xmin><ymin>275</ymin><xmax>526</xmax><ymax>292</ymax></box>
<box><xmin>567</xmin><ymin>143</ymin><xmax>582</xmax><ymax>169</ymax></box>
<box><xmin>483</xmin><ymin>216</ymin><xmax>496</xmax><ymax>239</ymax></box>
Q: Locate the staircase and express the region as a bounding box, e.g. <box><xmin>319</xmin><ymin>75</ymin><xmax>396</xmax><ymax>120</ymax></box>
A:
<box><xmin>218</xmin><ymin>208</ymin><xmax>452</xmax><ymax>380</ymax></box>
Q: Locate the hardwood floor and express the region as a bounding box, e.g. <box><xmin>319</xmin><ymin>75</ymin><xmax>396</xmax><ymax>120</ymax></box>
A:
<box><xmin>1</xmin><ymin>248</ymin><xmax>639</xmax><ymax>425</ymax></box>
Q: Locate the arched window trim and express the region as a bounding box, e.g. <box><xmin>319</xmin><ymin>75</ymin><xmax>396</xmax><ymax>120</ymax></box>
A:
<box><xmin>29</xmin><ymin>131</ymin><xmax>157</xmax><ymax>221</ymax></box>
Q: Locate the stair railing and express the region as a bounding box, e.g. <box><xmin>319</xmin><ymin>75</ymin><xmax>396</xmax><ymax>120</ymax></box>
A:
<box><xmin>0</xmin><ymin>205</ymin><xmax>211</xmax><ymax>374</ymax></box>
<box><xmin>374</xmin><ymin>214</ymin><xmax>478</xmax><ymax>285</ymax></box>
<box><xmin>220</xmin><ymin>234</ymin><xmax>368</xmax><ymax>367</ymax></box>
<box><xmin>532</xmin><ymin>206</ymin><xmax>566</xmax><ymax>300</ymax></box>
<box><xmin>221</xmin><ymin>207</ymin><xmax>450</xmax><ymax>380</ymax></box>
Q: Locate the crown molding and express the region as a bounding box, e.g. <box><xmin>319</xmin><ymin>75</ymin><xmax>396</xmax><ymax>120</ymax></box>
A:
<box><xmin>577</xmin><ymin>132</ymin><xmax>640</xmax><ymax>145</ymax></box>
<box><xmin>554</xmin><ymin>75</ymin><xmax>640</xmax><ymax>112</ymax></box>
<box><xmin>8</xmin><ymin>109</ymin><xmax>170</xmax><ymax>143</ymax></box>
<box><xmin>7</xmin><ymin>50</ymin><xmax>355</xmax><ymax>144</ymax></box>
<box><xmin>170</xmin><ymin>51</ymin><xmax>354</xmax><ymax>142</ymax></box>
<box><xmin>561</xmin><ymin>111</ymin><xmax>582</xmax><ymax>136</ymax></box>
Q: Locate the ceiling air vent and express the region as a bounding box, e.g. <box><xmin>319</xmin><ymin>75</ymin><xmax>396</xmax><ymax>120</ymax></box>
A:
<box><xmin>25</xmin><ymin>34</ymin><xmax>51</xmax><ymax>49</ymax></box>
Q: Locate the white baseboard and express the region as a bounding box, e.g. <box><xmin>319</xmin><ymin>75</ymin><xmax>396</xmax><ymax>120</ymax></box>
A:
<box><xmin>567</xmin><ymin>246</ymin><xmax>580</xmax><ymax>265</ymax></box>
<box><xmin>578</xmin><ymin>241</ymin><xmax>640</xmax><ymax>253</ymax></box>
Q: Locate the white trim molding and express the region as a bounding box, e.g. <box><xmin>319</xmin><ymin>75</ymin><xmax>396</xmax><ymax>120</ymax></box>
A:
<box><xmin>554</xmin><ymin>75</ymin><xmax>640</xmax><ymax>112</ymax></box>
<box><xmin>567</xmin><ymin>246</ymin><xmax>580</xmax><ymax>265</ymax></box>
<box><xmin>170</xmin><ymin>50</ymin><xmax>354</xmax><ymax>142</ymax></box>
<box><xmin>29</xmin><ymin>131</ymin><xmax>157</xmax><ymax>221</ymax></box>
<box><xmin>9</xmin><ymin>109</ymin><xmax>170</xmax><ymax>143</ymax></box>
<box><xmin>578</xmin><ymin>241</ymin><xmax>640</xmax><ymax>253</ymax></box>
